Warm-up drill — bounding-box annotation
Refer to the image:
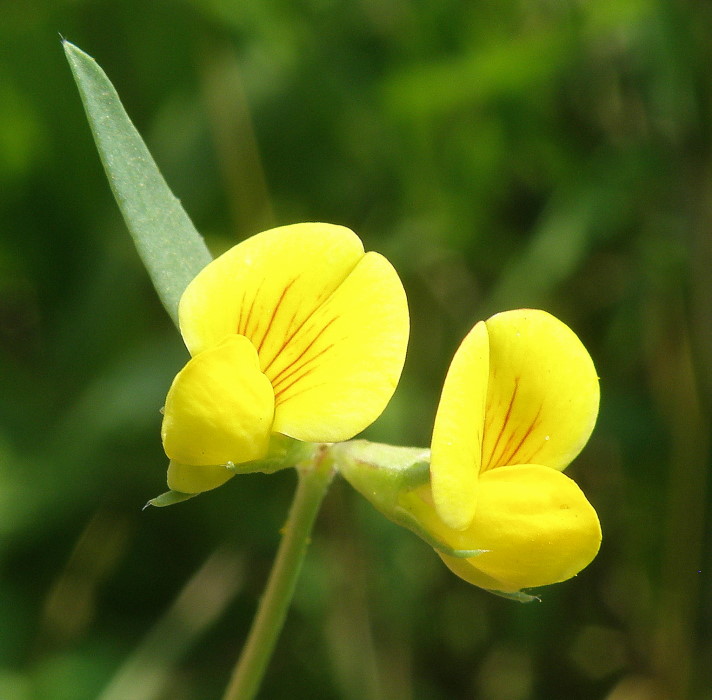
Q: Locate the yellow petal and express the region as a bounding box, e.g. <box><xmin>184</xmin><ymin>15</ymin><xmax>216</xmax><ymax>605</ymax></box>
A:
<box><xmin>161</xmin><ymin>334</ymin><xmax>274</xmax><ymax>468</ymax></box>
<box><xmin>178</xmin><ymin>223</ymin><xmax>366</xmax><ymax>357</ymax></box>
<box><xmin>430</xmin><ymin>321</ymin><xmax>489</xmax><ymax>530</ymax></box>
<box><xmin>439</xmin><ymin>464</ymin><xmax>601</xmax><ymax>592</ymax></box>
<box><xmin>481</xmin><ymin>309</ymin><xmax>599</xmax><ymax>472</ymax></box>
<box><xmin>167</xmin><ymin>461</ymin><xmax>235</xmax><ymax>494</ymax></box>
<box><xmin>270</xmin><ymin>251</ymin><xmax>409</xmax><ymax>442</ymax></box>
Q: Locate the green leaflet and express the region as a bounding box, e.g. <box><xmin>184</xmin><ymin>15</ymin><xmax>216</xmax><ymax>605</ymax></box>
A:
<box><xmin>63</xmin><ymin>41</ymin><xmax>212</xmax><ymax>327</ymax></box>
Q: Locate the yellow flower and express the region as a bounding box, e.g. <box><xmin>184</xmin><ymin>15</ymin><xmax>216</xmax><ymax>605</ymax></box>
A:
<box><xmin>414</xmin><ymin>309</ymin><xmax>601</xmax><ymax>593</ymax></box>
<box><xmin>161</xmin><ymin>223</ymin><xmax>409</xmax><ymax>494</ymax></box>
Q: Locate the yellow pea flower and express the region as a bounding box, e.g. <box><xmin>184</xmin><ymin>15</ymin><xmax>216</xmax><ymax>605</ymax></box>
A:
<box><xmin>413</xmin><ymin>309</ymin><xmax>601</xmax><ymax>593</ymax></box>
<box><xmin>161</xmin><ymin>223</ymin><xmax>409</xmax><ymax>494</ymax></box>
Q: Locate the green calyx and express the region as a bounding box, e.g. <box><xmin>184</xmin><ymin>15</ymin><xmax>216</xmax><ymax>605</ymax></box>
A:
<box><xmin>333</xmin><ymin>440</ymin><xmax>486</xmax><ymax>559</ymax></box>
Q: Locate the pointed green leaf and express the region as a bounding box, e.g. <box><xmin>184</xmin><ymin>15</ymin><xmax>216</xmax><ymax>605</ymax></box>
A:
<box><xmin>63</xmin><ymin>40</ymin><xmax>212</xmax><ymax>327</ymax></box>
<box><xmin>230</xmin><ymin>435</ymin><xmax>315</xmax><ymax>475</ymax></box>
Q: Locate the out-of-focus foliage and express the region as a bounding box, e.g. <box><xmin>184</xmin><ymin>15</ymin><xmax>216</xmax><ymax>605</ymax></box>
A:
<box><xmin>1</xmin><ymin>0</ymin><xmax>711</xmax><ymax>698</ymax></box>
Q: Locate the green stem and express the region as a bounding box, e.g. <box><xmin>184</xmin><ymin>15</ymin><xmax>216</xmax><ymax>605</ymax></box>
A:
<box><xmin>222</xmin><ymin>445</ymin><xmax>335</xmax><ymax>700</ymax></box>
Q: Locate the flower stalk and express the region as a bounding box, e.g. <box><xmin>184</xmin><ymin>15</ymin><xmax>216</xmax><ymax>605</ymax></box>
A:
<box><xmin>222</xmin><ymin>445</ymin><xmax>335</xmax><ymax>700</ymax></box>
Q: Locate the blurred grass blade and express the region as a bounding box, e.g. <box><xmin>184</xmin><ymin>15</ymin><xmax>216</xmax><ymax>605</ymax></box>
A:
<box><xmin>63</xmin><ymin>40</ymin><xmax>212</xmax><ymax>327</ymax></box>
<box><xmin>97</xmin><ymin>547</ymin><xmax>244</xmax><ymax>700</ymax></box>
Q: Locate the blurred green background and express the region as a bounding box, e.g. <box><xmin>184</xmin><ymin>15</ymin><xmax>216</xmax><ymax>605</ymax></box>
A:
<box><xmin>2</xmin><ymin>1</ymin><xmax>711</xmax><ymax>698</ymax></box>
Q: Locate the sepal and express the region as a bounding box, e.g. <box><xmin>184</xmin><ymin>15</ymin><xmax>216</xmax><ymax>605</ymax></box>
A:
<box><xmin>153</xmin><ymin>436</ymin><xmax>317</xmax><ymax>501</ymax></box>
<box><xmin>233</xmin><ymin>434</ymin><xmax>314</xmax><ymax>475</ymax></box>
<box><xmin>334</xmin><ymin>440</ymin><xmax>429</xmax><ymax>507</ymax></box>
<box><xmin>334</xmin><ymin>441</ymin><xmax>487</xmax><ymax>558</ymax></box>
<box><xmin>144</xmin><ymin>489</ymin><xmax>198</xmax><ymax>509</ymax></box>
<box><xmin>486</xmin><ymin>589</ymin><xmax>541</xmax><ymax>603</ymax></box>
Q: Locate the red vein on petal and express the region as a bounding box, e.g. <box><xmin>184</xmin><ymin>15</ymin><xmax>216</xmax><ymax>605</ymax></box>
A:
<box><xmin>262</xmin><ymin>297</ymin><xmax>332</xmax><ymax>376</ymax></box>
<box><xmin>274</xmin><ymin>354</ymin><xmax>331</xmax><ymax>402</ymax></box>
<box><xmin>275</xmin><ymin>380</ymin><xmax>328</xmax><ymax>406</ymax></box>
<box><xmin>240</xmin><ymin>287</ymin><xmax>260</xmax><ymax>340</ymax></box>
<box><xmin>483</xmin><ymin>378</ymin><xmax>519</xmax><ymax>471</ymax></box>
<box><xmin>518</xmin><ymin>415</ymin><xmax>555</xmax><ymax>464</ymax></box>
<box><xmin>273</xmin><ymin>342</ymin><xmax>336</xmax><ymax>397</ymax></box>
<box><xmin>484</xmin><ymin>411</ymin><xmax>496</xmax><ymax>433</ymax></box>
<box><xmin>270</xmin><ymin>317</ymin><xmax>338</xmax><ymax>390</ymax></box>
<box><xmin>495</xmin><ymin>430</ymin><xmax>522</xmax><ymax>469</ymax></box>
<box><xmin>256</xmin><ymin>278</ymin><xmax>296</xmax><ymax>355</ymax></box>
<box><xmin>499</xmin><ymin>405</ymin><xmax>543</xmax><ymax>466</ymax></box>
<box><xmin>236</xmin><ymin>289</ymin><xmax>248</xmax><ymax>335</ymax></box>
<box><xmin>284</xmin><ymin>307</ymin><xmax>299</xmax><ymax>341</ymax></box>
<box><xmin>261</xmin><ymin>255</ymin><xmax>363</xmax><ymax>375</ymax></box>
